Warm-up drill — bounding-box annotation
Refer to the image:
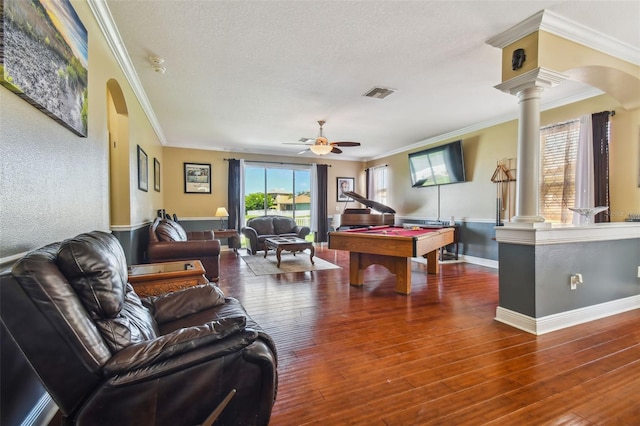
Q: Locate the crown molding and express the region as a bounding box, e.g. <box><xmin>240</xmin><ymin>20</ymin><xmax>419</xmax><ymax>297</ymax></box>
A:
<box><xmin>87</xmin><ymin>0</ymin><xmax>167</xmax><ymax>144</ymax></box>
<box><xmin>495</xmin><ymin>67</ymin><xmax>569</xmax><ymax>95</ymax></box>
<box><xmin>486</xmin><ymin>9</ymin><xmax>640</xmax><ymax>66</ymax></box>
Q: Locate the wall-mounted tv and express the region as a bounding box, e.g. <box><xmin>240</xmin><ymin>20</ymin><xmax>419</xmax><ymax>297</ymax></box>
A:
<box><xmin>408</xmin><ymin>140</ymin><xmax>466</xmax><ymax>187</ymax></box>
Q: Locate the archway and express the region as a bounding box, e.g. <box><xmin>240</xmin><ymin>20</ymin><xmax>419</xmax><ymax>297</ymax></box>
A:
<box><xmin>106</xmin><ymin>79</ymin><xmax>130</xmax><ymax>226</ymax></box>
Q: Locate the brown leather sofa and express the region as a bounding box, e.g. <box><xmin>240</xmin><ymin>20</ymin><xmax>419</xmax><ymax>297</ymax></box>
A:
<box><xmin>242</xmin><ymin>215</ymin><xmax>310</xmax><ymax>255</ymax></box>
<box><xmin>1</xmin><ymin>231</ymin><xmax>277</xmax><ymax>426</ymax></box>
<box><xmin>148</xmin><ymin>217</ymin><xmax>220</xmax><ymax>281</ymax></box>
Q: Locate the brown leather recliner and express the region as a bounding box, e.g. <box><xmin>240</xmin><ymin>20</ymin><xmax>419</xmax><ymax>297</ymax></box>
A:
<box><xmin>148</xmin><ymin>217</ymin><xmax>220</xmax><ymax>281</ymax></box>
<box><xmin>1</xmin><ymin>231</ymin><xmax>277</xmax><ymax>426</ymax></box>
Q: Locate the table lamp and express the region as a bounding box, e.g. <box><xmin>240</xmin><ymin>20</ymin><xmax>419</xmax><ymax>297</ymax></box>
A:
<box><xmin>214</xmin><ymin>207</ymin><xmax>229</xmax><ymax>230</ymax></box>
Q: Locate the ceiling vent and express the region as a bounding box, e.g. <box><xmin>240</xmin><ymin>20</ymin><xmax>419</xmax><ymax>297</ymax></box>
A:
<box><xmin>363</xmin><ymin>86</ymin><xmax>396</xmax><ymax>99</ymax></box>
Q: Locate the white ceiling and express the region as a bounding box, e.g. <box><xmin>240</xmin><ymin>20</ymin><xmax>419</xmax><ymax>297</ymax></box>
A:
<box><xmin>97</xmin><ymin>0</ymin><xmax>640</xmax><ymax>161</ymax></box>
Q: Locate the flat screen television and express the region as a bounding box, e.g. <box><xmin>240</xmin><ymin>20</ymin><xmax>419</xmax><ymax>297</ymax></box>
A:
<box><xmin>408</xmin><ymin>140</ymin><xmax>466</xmax><ymax>187</ymax></box>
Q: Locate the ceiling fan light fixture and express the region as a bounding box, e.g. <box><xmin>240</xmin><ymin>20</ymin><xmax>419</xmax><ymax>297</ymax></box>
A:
<box><xmin>310</xmin><ymin>144</ymin><xmax>333</xmax><ymax>155</ymax></box>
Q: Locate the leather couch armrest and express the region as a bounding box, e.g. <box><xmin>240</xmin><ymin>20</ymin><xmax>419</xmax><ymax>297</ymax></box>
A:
<box><xmin>241</xmin><ymin>226</ymin><xmax>258</xmax><ymax>239</ymax></box>
<box><xmin>144</xmin><ymin>284</ymin><xmax>226</xmax><ymax>324</ymax></box>
<box><xmin>103</xmin><ymin>316</ymin><xmax>250</xmax><ymax>375</ymax></box>
<box><xmin>148</xmin><ymin>239</ymin><xmax>220</xmax><ymax>260</ymax></box>
<box><xmin>295</xmin><ymin>226</ymin><xmax>310</xmax><ymax>238</ymax></box>
<box><xmin>241</xmin><ymin>227</ymin><xmax>259</xmax><ymax>250</ymax></box>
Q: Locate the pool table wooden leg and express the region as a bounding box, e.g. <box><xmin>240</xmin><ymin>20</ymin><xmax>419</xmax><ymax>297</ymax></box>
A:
<box><xmin>425</xmin><ymin>250</ymin><xmax>440</xmax><ymax>274</ymax></box>
<box><xmin>349</xmin><ymin>252</ymin><xmax>365</xmax><ymax>287</ymax></box>
<box><xmin>349</xmin><ymin>252</ymin><xmax>412</xmax><ymax>295</ymax></box>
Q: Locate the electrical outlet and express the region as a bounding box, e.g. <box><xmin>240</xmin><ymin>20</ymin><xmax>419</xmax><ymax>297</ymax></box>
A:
<box><xmin>637</xmin><ymin>266</ymin><xmax>640</xmax><ymax>278</ymax></box>
<box><xmin>570</xmin><ymin>273</ymin><xmax>583</xmax><ymax>290</ymax></box>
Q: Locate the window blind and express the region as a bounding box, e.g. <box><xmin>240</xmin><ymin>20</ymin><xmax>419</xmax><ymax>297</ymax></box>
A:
<box><xmin>539</xmin><ymin>119</ymin><xmax>580</xmax><ymax>223</ymax></box>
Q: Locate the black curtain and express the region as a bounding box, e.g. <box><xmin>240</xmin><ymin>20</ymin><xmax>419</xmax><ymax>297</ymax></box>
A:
<box><xmin>227</xmin><ymin>159</ymin><xmax>241</xmax><ymax>231</ymax></box>
<box><xmin>315</xmin><ymin>164</ymin><xmax>329</xmax><ymax>243</ymax></box>
<box><xmin>365</xmin><ymin>168</ymin><xmax>371</xmax><ymax>198</ymax></box>
<box><xmin>592</xmin><ymin>111</ymin><xmax>611</xmax><ymax>223</ymax></box>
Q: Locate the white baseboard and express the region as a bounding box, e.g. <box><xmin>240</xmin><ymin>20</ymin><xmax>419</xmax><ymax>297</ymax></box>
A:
<box><xmin>495</xmin><ymin>294</ymin><xmax>640</xmax><ymax>335</ymax></box>
<box><xmin>460</xmin><ymin>254</ymin><xmax>498</xmax><ymax>269</ymax></box>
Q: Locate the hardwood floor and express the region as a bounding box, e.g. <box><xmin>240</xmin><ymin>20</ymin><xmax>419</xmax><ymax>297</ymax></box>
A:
<box><xmin>218</xmin><ymin>245</ymin><xmax>640</xmax><ymax>425</ymax></box>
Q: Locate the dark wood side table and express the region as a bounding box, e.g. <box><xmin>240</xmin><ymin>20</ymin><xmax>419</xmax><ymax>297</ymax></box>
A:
<box><xmin>128</xmin><ymin>260</ymin><xmax>208</xmax><ymax>297</ymax></box>
<box><xmin>213</xmin><ymin>229</ymin><xmax>240</xmax><ymax>254</ymax></box>
<box><xmin>440</xmin><ymin>224</ymin><xmax>460</xmax><ymax>260</ymax></box>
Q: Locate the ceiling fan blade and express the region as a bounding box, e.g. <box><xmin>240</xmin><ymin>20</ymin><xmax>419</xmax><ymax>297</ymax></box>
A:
<box><xmin>331</xmin><ymin>146</ymin><xmax>343</xmax><ymax>154</ymax></box>
<box><xmin>298</xmin><ymin>148</ymin><xmax>310</xmax><ymax>154</ymax></box>
<box><xmin>331</xmin><ymin>141</ymin><xmax>361</xmax><ymax>147</ymax></box>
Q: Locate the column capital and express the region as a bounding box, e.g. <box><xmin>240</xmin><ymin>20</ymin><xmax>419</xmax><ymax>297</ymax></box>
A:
<box><xmin>495</xmin><ymin>67</ymin><xmax>568</xmax><ymax>96</ymax></box>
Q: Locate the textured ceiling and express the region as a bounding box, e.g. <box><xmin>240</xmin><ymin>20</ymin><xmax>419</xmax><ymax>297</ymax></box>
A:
<box><xmin>101</xmin><ymin>0</ymin><xmax>640</xmax><ymax>161</ymax></box>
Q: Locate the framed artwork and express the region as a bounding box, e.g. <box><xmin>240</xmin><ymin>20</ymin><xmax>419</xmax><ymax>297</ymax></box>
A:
<box><xmin>337</xmin><ymin>177</ymin><xmax>355</xmax><ymax>201</ymax></box>
<box><xmin>184</xmin><ymin>163</ymin><xmax>211</xmax><ymax>194</ymax></box>
<box><xmin>154</xmin><ymin>158</ymin><xmax>161</xmax><ymax>192</ymax></box>
<box><xmin>1</xmin><ymin>0</ymin><xmax>88</xmax><ymax>136</ymax></box>
<box><xmin>137</xmin><ymin>145</ymin><xmax>148</xmax><ymax>192</ymax></box>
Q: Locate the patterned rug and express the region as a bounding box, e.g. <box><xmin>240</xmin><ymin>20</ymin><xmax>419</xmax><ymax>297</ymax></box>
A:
<box><xmin>241</xmin><ymin>253</ymin><xmax>341</xmax><ymax>275</ymax></box>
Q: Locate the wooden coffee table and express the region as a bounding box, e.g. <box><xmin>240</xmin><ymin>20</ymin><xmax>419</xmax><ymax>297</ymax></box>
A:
<box><xmin>128</xmin><ymin>260</ymin><xmax>208</xmax><ymax>297</ymax></box>
<box><xmin>264</xmin><ymin>236</ymin><xmax>314</xmax><ymax>268</ymax></box>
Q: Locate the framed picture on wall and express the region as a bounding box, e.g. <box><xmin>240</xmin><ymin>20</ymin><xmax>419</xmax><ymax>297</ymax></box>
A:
<box><xmin>1</xmin><ymin>0</ymin><xmax>88</xmax><ymax>136</ymax></box>
<box><xmin>154</xmin><ymin>158</ymin><xmax>161</xmax><ymax>192</ymax></box>
<box><xmin>137</xmin><ymin>145</ymin><xmax>148</xmax><ymax>192</ymax></box>
<box><xmin>184</xmin><ymin>162</ymin><xmax>211</xmax><ymax>194</ymax></box>
<box><xmin>337</xmin><ymin>177</ymin><xmax>355</xmax><ymax>201</ymax></box>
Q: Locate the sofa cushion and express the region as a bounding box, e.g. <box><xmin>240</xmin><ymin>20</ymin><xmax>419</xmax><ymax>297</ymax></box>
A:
<box><xmin>273</xmin><ymin>217</ymin><xmax>296</xmax><ymax>234</ymax></box>
<box><xmin>156</xmin><ymin>219</ymin><xmax>188</xmax><ymax>242</ymax></box>
<box><xmin>56</xmin><ymin>231</ymin><xmax>157</xmax><ymax>352</ymax></box>
<box><xmin>249</xmin><ymin>217</ymin><xmax>275</xmax><ymax>236</ymax></box>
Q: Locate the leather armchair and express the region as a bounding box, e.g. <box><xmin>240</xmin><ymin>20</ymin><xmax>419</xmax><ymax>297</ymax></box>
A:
<box><xmin>148</xmin><ymin>217</ymin><xmax>220</xmax><ymax>281</ymax></box>
<box><xmin>242</xmin><ymin>215</ymin><xmax>310</xmax><ymax>255</ymax></box>
<box><xmin>1</xmin><ymin>231</ymin><xmax>277</xmax><ymax>426</ymax></box>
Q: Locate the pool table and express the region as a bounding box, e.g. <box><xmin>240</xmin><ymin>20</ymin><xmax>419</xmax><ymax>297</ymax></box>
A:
<box><xmin>328</xmin><ymin>225</ymin><xmax>454</xmax><ymax>294</ymax></box>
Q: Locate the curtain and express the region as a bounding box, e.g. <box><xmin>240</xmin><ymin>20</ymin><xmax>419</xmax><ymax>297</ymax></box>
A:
<box><xmin>310</xmin><ymin>164</ymin><xmax>318</xmax><ymax>232</ymax></box>
<box><xmin>365</xmin><ymin>167</ymin><xmax>371</xmax><ymax>198</ymax></box>
<box><xmin>573</xmin><ymin>114</ymin><xmax>594</xmax><ymax>225</ymax></box>
<box><xmin>314</xmin><ymin>164</ymin><xmax>328</xmax><ymax>243</ymax></box>
<box><xmin>592</xmin><ymin>111</ymin><xmax>611</xmax><ymax>223</ymax></box>
<box><xmin>227</xmin><ymin>159</ymin><xmax>241</xmax><ymax>231</ymax></box>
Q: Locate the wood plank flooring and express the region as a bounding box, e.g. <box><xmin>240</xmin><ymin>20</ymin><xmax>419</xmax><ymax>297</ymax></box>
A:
<box><xmin>218</xmin><ymin>245</ymin><xmax>640</xmax><ymax>425</ymax></box>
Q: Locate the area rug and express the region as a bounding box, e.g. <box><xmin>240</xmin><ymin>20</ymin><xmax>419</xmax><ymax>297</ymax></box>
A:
<box><xmin>242</xmin><ymin>253</ymin><xmax>341</xmax><ymax>275</ymax></box>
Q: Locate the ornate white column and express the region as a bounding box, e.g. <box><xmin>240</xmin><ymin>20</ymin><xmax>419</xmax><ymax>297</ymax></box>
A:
<box><xmin>495</xmin><ymin>68</ymin><xmax>568</xmax><ymax>224</ymax></box>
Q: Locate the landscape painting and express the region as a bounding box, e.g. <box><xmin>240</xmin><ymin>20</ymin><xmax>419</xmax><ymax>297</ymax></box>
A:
<box><xmin>1</xmin><ymin>0</ymin><xmax>88</xmax><ymax>136</ymax></box>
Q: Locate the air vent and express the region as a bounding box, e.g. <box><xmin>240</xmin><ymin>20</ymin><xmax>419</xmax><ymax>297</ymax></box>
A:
<box><xmin>363</xmin><ymin>86</ymin><xmax>396</xmax><ymax>99</ymax></box>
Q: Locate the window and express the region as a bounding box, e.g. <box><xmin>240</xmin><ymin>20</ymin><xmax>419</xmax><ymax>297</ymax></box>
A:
<box><xmin>244</xmin><ymin>163</ymin><xmax>311</xmax><ymax>228</ymax></box>
<box><xmin>368</xmin><ymin>165</ymin><xmax>388</xmax><ymax>206</ymax></box>
<box><xmin>539</xmin><ymin>119</ymin><xmax>580</xmax><ymax>223</ymax></box>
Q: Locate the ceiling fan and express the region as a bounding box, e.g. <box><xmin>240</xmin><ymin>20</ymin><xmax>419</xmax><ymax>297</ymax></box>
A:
<box><xmin>285</xmin><ymin>120</ymin><xmax>361</xmax><ymax>155</ymax></box>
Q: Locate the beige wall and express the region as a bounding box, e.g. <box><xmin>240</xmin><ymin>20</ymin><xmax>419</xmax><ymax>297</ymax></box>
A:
<box><xmin>0</xmin><ymin>1</ymin><xmax>163</xmax><ymax>259</ymax></box>
<box><xmin>2</xmin><ymin>1</ymin><xmax>637</xmax><ymax>263</ymax></box>
<box><xmin>161</xmin><ymin>147</ymin><xmax>365</xmax><ymax>218</ymax></box>
<box><xmin>369</xmin><ymin>94</ymin><xmax>639</xmax><ymax>223</ymax></box>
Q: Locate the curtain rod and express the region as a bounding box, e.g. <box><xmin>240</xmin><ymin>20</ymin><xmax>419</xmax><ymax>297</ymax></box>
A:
<box><xmin>223</xmin><ymin>158</ymin><xmax>331</xmax><ymax>167</ymax></box>
<box><xmin>364</xmin><ymin>164</ymin><xmax>388</xmax><ymax>171</ymax></box>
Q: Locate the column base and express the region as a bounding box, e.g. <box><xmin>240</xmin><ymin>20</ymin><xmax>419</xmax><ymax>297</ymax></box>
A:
<box><xmin>505</xmin><ymin>218</ymin><xmax>551</xmax><ymax>229</ymax></box>
<box><xmin>511</xmin><ymin>215</ymin><xmax>546</xmax><ymax>223</ymax></box>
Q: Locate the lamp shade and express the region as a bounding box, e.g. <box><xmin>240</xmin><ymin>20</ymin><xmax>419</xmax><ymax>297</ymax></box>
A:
<box><xmin>309</xmin><ymin>144</ymin><xmax>333</xmax><ymax>155</ymax></box>
<box><xmin>214</xmin><ymin>207</ymin><xmax>229</xmax><ymax>217</ymax></box>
